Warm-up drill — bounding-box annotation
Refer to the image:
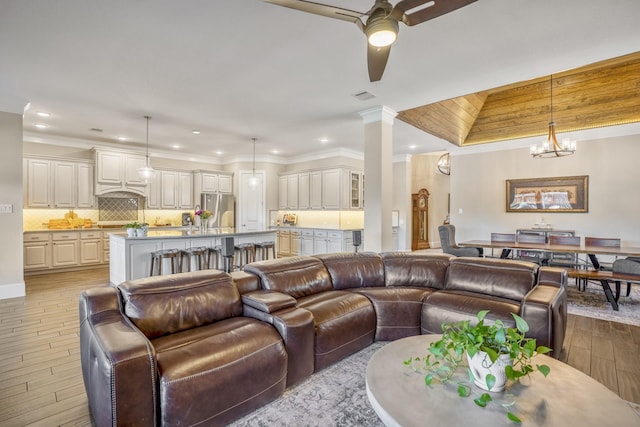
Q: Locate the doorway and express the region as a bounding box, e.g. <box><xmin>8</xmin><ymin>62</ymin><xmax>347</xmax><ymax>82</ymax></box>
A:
<box><xmin>238</xmin><ymin>170</ymin><xmax>266</xmax><ymax>232</ymax></box>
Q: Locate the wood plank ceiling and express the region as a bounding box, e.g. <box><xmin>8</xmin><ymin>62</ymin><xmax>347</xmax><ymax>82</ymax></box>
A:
<box><xmin>397</xmin><ymin>51</ymin><xmax>640</xmax><ymax>147</ymax></box>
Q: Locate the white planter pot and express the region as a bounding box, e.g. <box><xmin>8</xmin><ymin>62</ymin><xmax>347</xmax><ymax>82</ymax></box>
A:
<box><xmin>126</xmin><ymin>228</ymin><xmax>136</xmax><ymax>237</ymax></box>
<box><xmin>466</xmin><ymin>351</ymin><xmax>513</xmax><ymax>392</ymax></box>
<box><xmin>136</xmin><ymin>226</ymin><xmax>148</xmax><ymax>237</ymax></box>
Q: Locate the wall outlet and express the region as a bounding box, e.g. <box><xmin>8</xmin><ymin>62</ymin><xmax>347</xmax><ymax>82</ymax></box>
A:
<box><xmin>0</xmin><ymin>204</ymin><xmax>13</xmax><ymax>214</ymax></box>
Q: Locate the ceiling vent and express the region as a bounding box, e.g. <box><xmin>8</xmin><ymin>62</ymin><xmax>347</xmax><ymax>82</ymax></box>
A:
<box><xmin>90</xmin><ymin>128</ymin><xmax>103</xmax><ymax>133</ymax></box>
<box><xmin>352</xmin><ymin>90</ymin><xmax>376</xmax><ymax>101</ymax></box>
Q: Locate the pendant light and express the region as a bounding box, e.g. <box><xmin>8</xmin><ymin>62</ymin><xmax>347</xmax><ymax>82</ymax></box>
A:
<box><xmin>530</xmin><ymin>76</ymin><xmax>577</xmax><ymax>158</ymax></box>
<box><xmin>249</xmin><ymin>137</ymin><xmax>258</xmax><ymax>189</ymax></box>
<box><xmin>137</xmin><ymin>115</ymin><xmax>157</xmax><ymax>182</ymax></box>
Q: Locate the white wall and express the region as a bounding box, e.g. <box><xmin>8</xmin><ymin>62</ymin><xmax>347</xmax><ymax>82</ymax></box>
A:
<box><xmin>450</xmin><ymin>134</ymin><xmax>640</xmax><ymax>245</ymax></box>
<box><xmin>0</xmin><ymin>111</ymin><xmax>25</xmax><ymax>298</ymax></box>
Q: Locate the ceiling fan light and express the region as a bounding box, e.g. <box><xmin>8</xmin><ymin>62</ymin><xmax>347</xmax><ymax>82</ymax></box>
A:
<box><xmin>366</xmin><ymin>18</ymin><xmax>398</xmax><ymax>47</ymax></box>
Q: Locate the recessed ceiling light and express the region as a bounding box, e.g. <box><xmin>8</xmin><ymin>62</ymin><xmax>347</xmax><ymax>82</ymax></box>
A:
<box><xmin>36</xmin><ymin>111</ymin><xmax>51</xmax><ymax>118</ymax></box>
<box><xmin>409</xmin><ymin>145</ymin><xmax>417</xmax><ymax>150</ymax></box>
<box><xmin>172</xmin><ymin>144</ymin><xmax>181</xmax><ymax>149</ymax></box>
<box><xmin>271</xmin><ymin>149</ymin><xmax>279</xmax><ymax>154</ymax></box>
<box><xmin>215</xmin><ymin>151</ymin><xmax>223</xmax><ymax>155</ymax></box>
<box><xmin>35</xmin><ymin>123</ymin><xmax>48</xmax><ymax>129</ymax></box>
<box><xmin>117</xmin><ymin>136</ymin><xmax>127</xmax><ymax>141</ymax></box>
<box><xmin>192</xmin><ymin>130</ymin><xmax>201</xmax><ymax>135</ymax></box>
<box><xmin>320</xmin><ymin>137</ymin><xmax>329</xmax><ymax>143</ymax></box>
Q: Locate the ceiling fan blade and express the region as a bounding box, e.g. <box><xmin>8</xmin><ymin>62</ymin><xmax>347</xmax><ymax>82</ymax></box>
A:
<box><xmin>394</xmin><ymin>0</ymin><xmax>478</xmax><ymax>26</ymax></box>
<box><xmin>263</xmin><ymin>0</ymin><xmax>364</xmax><ymax>26</ymax></box>
<box><xmin>367</xmin><ymin>44</ymin><xmax>391</xmax><ymax>82</ymax></box>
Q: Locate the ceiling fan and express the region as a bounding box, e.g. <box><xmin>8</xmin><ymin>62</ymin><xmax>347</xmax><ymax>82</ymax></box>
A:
<box><xmin>263</xmin><ymin>0</ymin><xmax>478</xmax><ymax>82</ymax></box>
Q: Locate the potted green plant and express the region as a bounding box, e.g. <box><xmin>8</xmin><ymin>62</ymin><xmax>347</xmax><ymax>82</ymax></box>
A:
<box><xmin>137</xmin><ymin>222</ymin><xmax>149</xmax><ymax>237</ymax></box>
<box><xmin>404</xmin><ymin>310</ymin><xmax>552</xmax><ymax>423</ymax></box>
<box><xmin>123</xmin><ymin>222</ymin><xmax>140</xmax><ymax>237</ymax></box>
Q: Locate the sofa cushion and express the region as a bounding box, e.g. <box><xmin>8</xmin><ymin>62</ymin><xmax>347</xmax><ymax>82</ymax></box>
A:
<box><xmin>314</xmin><ymin>252</ymin><xmax>385</xmax><ymax>290</ymax></box>
<box><xmin>297</xmin><ymin>290</ymin><xmax>376</xmax><ymax>370</ymax></box>
<box><xmin>118</xmin><ymin>270</ymin><xmax>241</xmax><ymax>339</ymax></box>
<box><xmin>244</xmin><ymin>256</ymin><xmax>333</xmax><ymax>299</ymax></box>
<box><xmin>152</xmin><ymin>317</ymin><xmax>287</xmax><ymax>426</ymax></box>
<box><xmin>444</xmin><ymin>257</ymin><xmax>538</xmax><ymax>301</ymax></box>
<box><xmin>381</xmin><ymin>252</ymin><xmax>453</xmax><ymax>289</ymax></box>
<box><xmin>421</xmin><ymin>290</ymin><xmax>520</xmax><ymax>334</ymax></box>
<box><xmin>354</xmin><ymin>287</ymin><xmax>433</xmax><ymax>341</ymax></box>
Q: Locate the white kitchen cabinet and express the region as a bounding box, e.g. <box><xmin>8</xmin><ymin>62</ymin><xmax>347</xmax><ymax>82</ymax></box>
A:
<box><xmin>298</xmin><ymin>172</ymin><xmax>310</xmax><ymax>209</ymax></box>
<box><xmin>25</xmin><ymin>158</ymin><xmax>95</xmax><ymax>208</ymax></box>
<box><xmin>178</xmin><ymin>172</ymin><xmax>193</xmax><ymax>208</ymax></box>
<box><xmin>287</xmin><ymin>174</ymin><xmax>299</xmax><ymax>209</ymax></box>
<box><xmin>309</xmin><ymin>171</ymin><xmax>322</xmax><ymax>209</ymax></box>
<box><xmin>146</xmin><ymin>173</ymin><xmax>161</xmax><ymax>209</ymax></box>
<box><xmin>76</xmin><ymin>163</ymin><xmax>95</xmax><ymax>208</ymax></box>
<box><xmin>290</xmin><ymin>229</ymin><xmax>301</xmax><ymax>256</ymax></box>
<box><xmin>25</xmin><ymin>159</ymin><xmax>52</xmax><ymax>208</ymax></box>
<box><xmin>350</xmin><ymin>171</ymin><xmax>363</xmax><ymax>209</ymax></box>
<box><xmin>300</xmin><ymin>230</ymin><xmax>314</xmax><ymax>256</ymax></box>
<box><xmin>51</xmin><ymin>232</ymin><xmax>79</xmax><ymax>267</ymax></box>
<box><xmin>80</xmin><ymin>231</ymin><xmax>102</xmax><ymax>264</ymax></box>
<box><xmin>193</xmin><ymin>171</ymin><xmax>233</xmax><ymax>200</ymax></box>
<box><xmin>161</xmin><ymin>171</ymin><xmax>178</xmax><ymax>208</ymax></box>
<box><xmin>94</xmin><ymin>149</ymin><xmax>147</xmax><ymax>196</ymax></box>
<box><xmin>53</xmin><ymin>161</ymin><xmax>76</xmax><ymax>208</ymax></box>
<box><xmin>278</xmin><ymin>176</ymin><xmax>288</xmax><ymax>210</ymax></box>
<box><xmin>24</xmin><ymin>233</ymin><xmax>51</xmax><ymax>270</ymax></box>
<box><xmin>218</xmin><ymin>174</ymin><xmax>232</xmax><ymax>194</ymax></box>
<box><xmin>277</xmin><ymin>230</ymin><xmax>291</xmax><ymax>256</ymax></box>
<box><xmin>321</xmin><ymin>169</ymin><xmax>341</xmax><ymax>209</ymax></box>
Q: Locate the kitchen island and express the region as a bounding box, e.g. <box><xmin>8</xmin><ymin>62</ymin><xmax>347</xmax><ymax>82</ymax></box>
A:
<box><xmin>109</xmin><ymin>228</ymin><xmax>276</xmax><ymax>285</ymax></box>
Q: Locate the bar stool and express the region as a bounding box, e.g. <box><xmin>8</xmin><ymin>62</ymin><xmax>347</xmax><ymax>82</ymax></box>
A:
<box><xmin>179</xmin><ymin>247</ymin><xmax>209</xmax><ymax>272</ymax></box>
<box><xmin>254</xmin><ymin>241</ymin><xmax>276</xmax><ymax>261</ymax></box>
<box><xmin>149</xmin><ymin>249</ymin><xmax>181</xmax><ymax>276</ymax></box>
<box><xmin>234</xmin><ymin>243</ymin><xmax>256</xmax><ymax>270</ymax></box>
<box><xmin>207</xmin><ymin>245</ymin><xmax>222</xmax><ymax>270</ymax></box>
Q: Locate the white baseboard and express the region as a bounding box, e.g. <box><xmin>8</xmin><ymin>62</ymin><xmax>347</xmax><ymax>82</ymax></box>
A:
<box><xmin>0</xmin><ymin>281</ymin><xmax>26</xmax><ymax>300</ymax></box>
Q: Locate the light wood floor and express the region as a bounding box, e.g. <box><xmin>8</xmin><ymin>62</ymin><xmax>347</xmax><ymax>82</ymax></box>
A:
<box><xmin>1</xmin><ymin>269</ymin><xmax>639</xmax><ymax>426</ymax></box>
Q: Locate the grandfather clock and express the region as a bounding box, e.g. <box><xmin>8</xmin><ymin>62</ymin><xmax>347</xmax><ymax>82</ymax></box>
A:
<box><xmin>411</xmin><ymin>188</ymin><xmax>430</xmax><ymax>250</ymax></box>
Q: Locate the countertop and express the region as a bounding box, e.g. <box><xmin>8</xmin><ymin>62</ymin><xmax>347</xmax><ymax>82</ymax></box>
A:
<box><xmin>110</xmin><ymin>228</ymin><xmax>276</xmax><ymax>240</ymax></box>
<box><xmin>270</xmin><ymin>226</ymin><xmax>363</xmax><ymax>231</ymax></box>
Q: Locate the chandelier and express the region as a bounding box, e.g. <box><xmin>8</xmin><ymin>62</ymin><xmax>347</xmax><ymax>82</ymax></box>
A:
<box><xmin>137</xmin><ymin>115</ymin><xmax>157</xmax><ymax>182</ymax></box>
<box><xmin>530</xmin><ymin>75</ymin><xmax>577</xmax><ymax>158</ymax></box>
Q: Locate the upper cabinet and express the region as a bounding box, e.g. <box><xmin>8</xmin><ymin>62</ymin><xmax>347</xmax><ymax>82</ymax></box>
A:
<box><xmin>24</xmin><ymin>157</ymin><xmax>95</xmax><ymax>209</ymax></box>
<box><xmin>279</xmin><ymin>167</ymin><xmax>363</xmax><ymax>211</ymax></box>
<box><xmin>193</xmin><ymin>170</ymin><xmax>233</xmax><ymax>201</ymax></box>
<box><xmin>94</xmin><ymin>149</ymin><xmax>147</xmax><ymax>196</ymax></box>
<box><xmin>147</xmin><ymin>170</ymin><xmax>193</xmax><ymax>209</ymax></box>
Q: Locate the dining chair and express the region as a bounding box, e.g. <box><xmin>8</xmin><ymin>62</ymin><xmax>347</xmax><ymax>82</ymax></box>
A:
<box><xmin>547</xmin><ymin>235</ymin><xmax>584</xmax><ymax>287</ymax></box>
<box><xmin>583</xmin><ymin>237</ymin><xmax>622</xmax><ymax>290</ymax></box>
<box><xmin>612</xmin><ymin>256</ymin><xmax>640</xmax><ymax>298</ymax></box>
<box><xmin>489</xmin><ymin>233</ymin><xmax>516</xmax><ymax>258</ymax></box>
<box><xmin>514</xmin><ymin>233</ymin><xmax>547</xmax><ymax>264</ymax></box>
<box><xmin>438</xmin><ymin>225</ymin><xmax>483</xmax><ymax>257</ymax></box>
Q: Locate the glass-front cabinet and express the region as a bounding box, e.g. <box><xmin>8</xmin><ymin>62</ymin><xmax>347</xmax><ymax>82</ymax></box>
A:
<box><xmin>350</xmin><ymin>171</ymin><xmax>364</xmax><ymax>209</ymax></box>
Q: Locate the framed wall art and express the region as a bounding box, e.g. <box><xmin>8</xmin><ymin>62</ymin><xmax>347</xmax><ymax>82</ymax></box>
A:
<box><xmin>506</xmin><ymin>175</ymin><xmax>589</xmax><ymax>213</ymax></box>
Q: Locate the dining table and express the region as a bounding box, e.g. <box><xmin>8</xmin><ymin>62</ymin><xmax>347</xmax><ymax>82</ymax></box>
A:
<box><xmin>458</xmin><ymin>239</ymin><xmax>640</xmax><ymax>310</ymax></box>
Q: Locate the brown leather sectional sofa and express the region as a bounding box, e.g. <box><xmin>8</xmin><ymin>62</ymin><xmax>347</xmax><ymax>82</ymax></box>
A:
<box><xmin>79</xmin><ymin>251</ymin><xmax>567</xmax><ymax>426</ymax></box>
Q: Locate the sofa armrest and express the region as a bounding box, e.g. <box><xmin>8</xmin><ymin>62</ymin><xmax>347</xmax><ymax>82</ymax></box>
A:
<box><xmin>79</xmin><ymin>287</ymin><xmax>157</xmax><ymax>427</ymax></box>
<box><xmin>537</xmin><ymin>266</ymin><xmax>567</xmax><ymax>288</ymax></box>
<box><xmin>521</xmin><ymin>283</ymin><xmax>568</xmax><ymax>359</ymax></box>
<box><xmin>242</xmin><ymin>291</ymin><xmax>314</xmax><ymax>387</ymax></box>
<box><xmin>242</xmin><ymin>290</ymin><xmax>297</xmax><ymax>313</ymax></box>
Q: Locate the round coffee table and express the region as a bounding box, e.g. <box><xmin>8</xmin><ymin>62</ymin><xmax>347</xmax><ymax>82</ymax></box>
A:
<box><xmin>366</xmin><ymin>335</ymin><xmax>640</xmax><ymax>426</ymax></box>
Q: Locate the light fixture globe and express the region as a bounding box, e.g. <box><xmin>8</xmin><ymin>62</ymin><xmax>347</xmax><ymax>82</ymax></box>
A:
<box><xmin>365</xmin><ymin>8</ymin><xmax>398</xmax><ymax>48</ymax></box>
<box><xmin>137</xmin><ymin>115</ymin><xmax>157</xmax><ymax>182</ymax></box>
<box><xmin>437</xmin><ymin>153</ymin><xmax>451</xmax><ymax>175</ymax></box>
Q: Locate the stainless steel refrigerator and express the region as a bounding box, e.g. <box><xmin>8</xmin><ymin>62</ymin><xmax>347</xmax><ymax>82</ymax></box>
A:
<box><xmin>200</xmin><ymin>193</ymin><xmax>235</xmax><ymax>228</ymax></box>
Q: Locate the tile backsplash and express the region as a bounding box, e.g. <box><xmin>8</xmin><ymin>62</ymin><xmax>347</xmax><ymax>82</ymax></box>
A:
<box><xmin>98</xmin><ymin>196</ymin><xmax>140</xmax><ymax>221</ymax></box>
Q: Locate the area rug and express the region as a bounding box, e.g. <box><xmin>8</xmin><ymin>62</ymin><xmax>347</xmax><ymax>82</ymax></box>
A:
<box><xmin>566</xmin><ymin>281</ymin><xmax>640</xmax><ymax>327</ymax></box>
<box><xmin>230</xmin><ymin>342</ymin><xmax>386</xmax><ymax>427</ymax></box>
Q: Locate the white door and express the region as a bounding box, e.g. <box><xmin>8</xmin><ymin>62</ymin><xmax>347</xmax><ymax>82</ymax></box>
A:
<box><xmin>239</xmin><ymin>171</ymin><xmax>265</xmax><ymax>232</ymax></box>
